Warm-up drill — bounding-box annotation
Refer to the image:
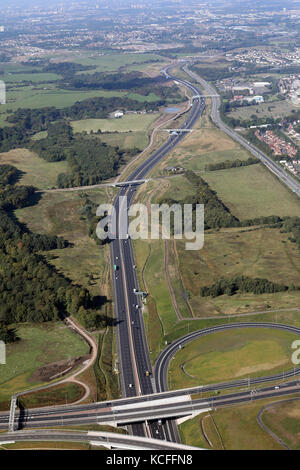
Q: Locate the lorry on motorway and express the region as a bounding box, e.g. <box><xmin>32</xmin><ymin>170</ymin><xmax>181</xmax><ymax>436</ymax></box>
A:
<box><xmin>114</xmin><ymin>264</ymin><xmax>118</xmax><ymax>271</ymax></box>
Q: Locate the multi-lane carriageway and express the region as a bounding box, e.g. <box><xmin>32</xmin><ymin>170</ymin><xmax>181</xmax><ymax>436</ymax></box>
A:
<box><xmin>109</xmin><ymin>63</ymin><xmax>300</xmax><ymax>444</ymax></box>
<box><xmin>1</xmin><ymin>378</ymin><xmax>300</xmax><ymax>431</ymax></box>
<box><xmin>109</xmin><ymin>64</ymin><xmax>206</xmax><ymax>442</ymax></box>
<box><xmin>2</xmin><ymin>65</ymin><xmax>300</xmax><ymax>449</ymax></box>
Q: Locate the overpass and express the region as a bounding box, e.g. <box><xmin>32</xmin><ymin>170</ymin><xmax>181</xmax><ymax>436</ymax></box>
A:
<box><xmin>111</xmin><ymin>179</ymin><xmax>150</xmax><ymax>188</ymax></box>
<box><xmin>1</xmin><ymin>378</ymin><xmax>300</xmax><ymax>431</ymax></box>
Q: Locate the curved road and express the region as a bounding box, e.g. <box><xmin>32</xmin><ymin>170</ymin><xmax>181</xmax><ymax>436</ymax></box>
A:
<box><xmin>155</xmin><ymin>322</ymin><xmax>300</xmax><ymax>394</ymax></box>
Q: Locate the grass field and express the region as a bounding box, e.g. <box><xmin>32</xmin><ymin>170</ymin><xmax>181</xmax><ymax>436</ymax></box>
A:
<box><xmin>0</xmin><ymin>322</ymin><xmax>89</xmax><ymax>408</ymax></box>
<box><xmin>0</xmin><ymin>149</ymin><xmax>70</xmax><ymax>189</ymax></box>
<box><xmin>2</xmin><ymin>85</ymin><xmax>127</xmax><ymax>115</ymax></box>
<box><xmin>71</xmin><ymin>113</ymin><xmax>159</xmax><ymax>134</ymax></box>
<box><xmin>16</xmin><ymin>188</ymin><xmax>110</xmax><ymax>296</ymax></box>
<box><xmin>262</xmin><ymin>399</ymin><xmax>300</xmax><ymax>450</ymax></box>
<box><xmin>168</xmin><ymin>327</ymin><xmax>298</xmax><ymax>390</ymax></box>
<box><xmin>99</xmin><ymin>131</ymin><xmax>148</xmax><ymax>150</ymax></box>
<box><xmin>174</xmin><ymin>225</ymin><xmax>300</xmax><ymax>316</ymax></box>
<box><xmin>202</xmin><ymin>164</ymin><xmax>300</xmax><ymax>220</ymax></box>
<box><xmin>2</xmin><ymin>441</ymin><xmax>93</xmax><ymax>450</ymax></box>
<box><xmin>179</xmin><ymin>395</ymin><xmax>294</xmax><ymax>450</ymax></box>
<box><xmin>228</xmin><ymin>98</ymin><xmax>299</xmax><ymax>121</ymax></box>
<box><xmin>135</xmin><ymin>172</ymin><xmax>300</xmax><ymax>320</ymax></box>
<box><xmin>18</xmin><ymin>382</ymin><xmax>85</xmax><ymax>409</ymax></box>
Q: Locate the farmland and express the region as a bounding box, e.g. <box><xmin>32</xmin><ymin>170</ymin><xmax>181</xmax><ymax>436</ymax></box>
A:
<box><xmin>0</xmin><ymin>148</ymin><xmax>70</xmax><ymax>190</ymax></box>
<box><xmin>0</xmin><ymin>322</ymin><xmax>89</xmax><ymax>409</ymax></box>
<box><xmin>179</xmin><ymin>396</ymin><xmax>295</xmax><ymax>450</ymax></box>
<box><xmin>71</xmin><ymin>113</ymin><xmax>159</xmax><ymax>134</ymax></box>
<box><xmin>202</xmin><ymin>164</ymin><xmax>300</xmax><ymax>220</ymax></box>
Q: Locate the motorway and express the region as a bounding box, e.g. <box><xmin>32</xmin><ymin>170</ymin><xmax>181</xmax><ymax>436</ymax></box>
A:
<box><xmin>109</xmin><ymin>64</ymin><xmax>206</xmax><ymax>442</ymax></box>
<box><xmin>2</xmin><ymin>65</ymin><xmax>300</xmax><ymax>449</ymax></box>
<box><xmin>109</xmin><ymin>62</ymin><xmax>300</xmax><ymax>444</ymax></box>
<box><xmin>183</xmin><ymin>64</ymin><xmax>300</xmax><ymax>197</ymax></box>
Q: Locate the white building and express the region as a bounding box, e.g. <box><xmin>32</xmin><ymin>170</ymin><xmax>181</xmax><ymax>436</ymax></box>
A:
<box><xmin>113</xmin><ymin>110</ymin><xmax>124</xmax><ymax>118</ymax></box>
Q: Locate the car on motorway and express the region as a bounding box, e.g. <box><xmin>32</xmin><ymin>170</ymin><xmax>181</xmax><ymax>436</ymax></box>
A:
<box><xmin>145</xmin><ymin>370</ymin><xmax>151</xmax><ymax>377</ymax></box>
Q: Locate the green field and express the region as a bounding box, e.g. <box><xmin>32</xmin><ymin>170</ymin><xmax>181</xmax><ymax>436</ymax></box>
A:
<box><xmin>71</xmin><ymin>113</ymin><xmax>159</xmax><ymax>134</ymax></box>
<box><xmin>2</xmin><ymin>85</ymin><xmax>127</xmax><ymax>113</ymax></box>
<box><xmin>0</xmin><ymin>322</ymin><xmax>89</xmax><ymax>408</ymax></box>
<box><xmin>262</xmin><ymin>399</ymin><xmax>300</xmax><ymax>450</ymax></box>
<box><xmin>99</xmin><ymin>131</ymin><xmax>148</xmax><ymax>150</ymax></box>
<box><xmin>16</xmin><ymin>188</ymin><xmax>110</xmax><ymax>296</ymax></box>
<box><xmin>4</xmin><ymin>72</ymin><xmax>62</xmax><ymax>83</ymax></box>
<box><xmin>168</xmin><ymin>327</ymin><xmax>298</xmax><ymax>390</ymax></box>
<box><xmin>152</xmin><ymin>113</ymin><xmax>252</xmax><ymax>176</ymax></box>
<box><xmin>70</xmin><ymin>52</ymin><xmax>164</xmax><ymax>73</ymax></box>
<box><xmin>202</xmin><ymin>164</ymin><xmax>300</xmax><ymax>220</ymax></box>
<box><xmin>179</xmin><ymin>396</ymin><xmax>291</xmax><ymax>450</ymax></box>
<box><xmin>0</xmin><ymin>148</ymin><xmax>70</xmax><ymax>189</ymax></box>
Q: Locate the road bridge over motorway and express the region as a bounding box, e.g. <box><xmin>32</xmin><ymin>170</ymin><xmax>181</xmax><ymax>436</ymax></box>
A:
<box><xmin>112</xmin><ymin>179</ymin><xmax>150</xmax><ymax>188</ymax></box>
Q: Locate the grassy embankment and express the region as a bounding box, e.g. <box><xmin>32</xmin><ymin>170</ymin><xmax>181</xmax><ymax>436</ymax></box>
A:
<box><xmin>179</xmin><ymin>395</ymin><xmax>300</xmax><ymax>450</ymax></box>
<box><xmin>0</xmin><ymin>322</ymin><xmax>88</xmax><ymax>410</ymax></box>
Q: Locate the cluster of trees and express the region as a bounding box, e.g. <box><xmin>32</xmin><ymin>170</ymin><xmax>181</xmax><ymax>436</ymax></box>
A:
<box><xmin>0</xmin><ymin>184</ymin><xmax>36</xmax><ymax>211</ymax></box>
<box><xmin>205</xmin><ymin>156</ymin><xmax>259</xmax><ymax>171</ymax></box>
<box><xmin>29</xmin><ymin>122</ymin><xmax>130</xmax><ymax>187</ymax></box>
<box><xmin>42</xmin><ymin>61</ymin><xmax>94</xmax><ymax>77</ymax></box>
<box><xmin>200</xmin><ymin>276</ymin><xmax>292</xmax><ymax>298</ymax></box>
<box><xmin>241</xmin><ymin>215</ymin><xmax>282</xmax><ymax>228</ymax></box>
<box><xmin>30</xmin><ymin>121</ymin><xmax>74</xmax><ymax>162</ymax></box>
<box><xmin>281</xmin><ymin>217</ymin><xmax>300</xmax><ymax>251</ymax></box>
<box><xmin>0</xmin><ymin>165</ymin><xmax>107</xmax><ymax>330</ymax></box>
